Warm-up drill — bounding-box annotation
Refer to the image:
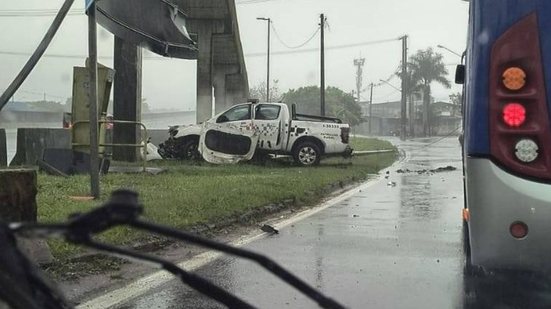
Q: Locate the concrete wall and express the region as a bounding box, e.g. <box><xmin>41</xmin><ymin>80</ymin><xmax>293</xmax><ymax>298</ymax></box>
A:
<box><xmin>10</xmin><ymin>128</ymin><xmax>71</xmax><ymax>166</ymax></box>
<box><xmin>0</xmin><ymin>110</ymin><xmax>63</xmax><ymax>123</ymax></box>
<box><xmin>0</xmin><ymin>129</ymin><xmax>6</xmax><ymax>166</ymax></box>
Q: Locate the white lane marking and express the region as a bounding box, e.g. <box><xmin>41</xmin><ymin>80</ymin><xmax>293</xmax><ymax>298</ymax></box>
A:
<box><xmin>77</xmin><ymin>177</ymin><xmax>381</xmax><ymax>309</ymax></box>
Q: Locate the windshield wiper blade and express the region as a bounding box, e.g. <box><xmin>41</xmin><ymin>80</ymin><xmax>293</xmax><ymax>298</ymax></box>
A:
<box><xmin>13</xmin><ymin>189</ymin><xmax>347</xmax><ymax>309</ymax></box>
<box><xmin>82</xmin><ymin>239</ymin><xmax>255</xmax><ymax>308</ymax></box>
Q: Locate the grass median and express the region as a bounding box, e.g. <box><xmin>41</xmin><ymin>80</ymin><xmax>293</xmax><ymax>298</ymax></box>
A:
<box><xmin>38</xmin><ymin>137</ymin><xmax>397</xmax><ymax>261</ymax></box>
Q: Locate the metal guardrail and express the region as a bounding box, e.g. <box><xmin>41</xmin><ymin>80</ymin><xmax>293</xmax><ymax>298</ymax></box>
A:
<box><xmin>71</xmin><ymin>120</ymin><xmax>149</xmax><ymax>172</ymax></box>
<box><xmin>352</xmin><ymin>149</ymin><xmax>396</xmax><ymax>156</ymax></box>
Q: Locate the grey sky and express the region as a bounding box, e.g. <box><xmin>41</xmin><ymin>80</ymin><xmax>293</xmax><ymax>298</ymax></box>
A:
<box><xmin>0</xmin><ymin>0</ymin><xmax>468</xmax><ymax>111</ymax></box>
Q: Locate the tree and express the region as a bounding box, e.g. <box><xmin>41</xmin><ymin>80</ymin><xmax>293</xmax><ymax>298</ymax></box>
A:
<box><xmin>282</xmin><ymin>86</ymin><xmax>363</xmax><ymax>126</ymax></box>
<box><xmin>449</xmin><ymin>92</ymin><xmax>463</xmax><ymax>116</ymax></box>
<box><xmin>409</xmin><ymin>48</ymin><xmax>451</xmax><ymax>136</ymax></box>
<box><xmin>397</xmin><ymin>62</ymin><xmax>423</xmax><ymax>136</ymax></box>
<box><xmin>249</xmin><ymin>80</ymin><xmax>283</xmax><ymax>102</ymax></box>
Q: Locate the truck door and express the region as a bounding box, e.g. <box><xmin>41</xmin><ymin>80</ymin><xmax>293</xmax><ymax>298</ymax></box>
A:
<box><xmin>253</xmin><ymin>104</ymin><xmax>284</xmax><ymax>151</ymax></box>
<box><xmin>199</xmin><ymin>104</ymin><xmax>259</xmax><ymax>164</ymax></box>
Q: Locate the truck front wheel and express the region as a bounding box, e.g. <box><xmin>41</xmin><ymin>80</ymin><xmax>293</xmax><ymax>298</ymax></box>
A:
<box><xmin>177</xmin><ymin>138</ymin><xmax>201</xmax><ymax>161</ymax></box>
<box><xmin>293</xmin><ymin>142</ymin><xmax>321</xmax><ymax>166</ymax></box>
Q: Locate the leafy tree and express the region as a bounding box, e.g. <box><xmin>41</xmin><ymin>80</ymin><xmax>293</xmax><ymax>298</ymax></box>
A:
<box><xmin>282</xmin><ymin>86</ymin><xmax>363</xmax><ymax>126</ymax></box>
<box><xmin>409</xmin><ymin>48</ymin><xmax>451</xmax><ymax>136</ymax></box>
<box><xmin>249</xmin><ymin>80</ymin><xmax>283</xmax><ymax>102</ymax></box>
<box><xmin>449</xmin><ymin>92</ymin><xmax>463</xmax><ymax>106</ymax></box>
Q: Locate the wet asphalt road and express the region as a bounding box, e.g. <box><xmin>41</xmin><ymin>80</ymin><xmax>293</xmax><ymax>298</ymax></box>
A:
<box><xmin>117</xmin><ymin>137</ymin><xmax>551</xmax><ymax>309</ymax></box>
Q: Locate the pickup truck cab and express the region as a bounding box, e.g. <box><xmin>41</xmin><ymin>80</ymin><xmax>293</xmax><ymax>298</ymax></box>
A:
<box><xmin>159</xmin><ymin>102</ymin><xmax>352</xmax><ymax>166</ymax></box>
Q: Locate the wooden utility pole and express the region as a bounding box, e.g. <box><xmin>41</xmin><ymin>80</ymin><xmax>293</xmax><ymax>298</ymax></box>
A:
<box><xmin>320</xmin><ymin>14</ymin><xmax>326</xmax><ymax>116</ymax></box>
<box><xmin>369</xmin><ymin>82</ymin><xmax>374</xmax><ymax>135</ymax></box>
<box><xmin>88</xmin><ymin>2</ymin><xmax>100</xmax><ymax>198</ymax></box>
<box><xmin>400</xmin><ymin>35</ymin><xmax>408</xmax><ymax>140</ymax></box>
<box><xmin>409</xmin><ymin>93</ymin><xmax>415</xmax><ymax>137</ymax></box>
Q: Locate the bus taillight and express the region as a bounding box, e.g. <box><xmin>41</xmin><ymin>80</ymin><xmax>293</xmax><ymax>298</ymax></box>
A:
<box><xmin>489</xmin><ymin>13</ymin><xmax>551</xmax><ymax>180</ymax></box>
<box><xmin>502</xmin><ymin>67</ymin><xmax>526</xmax><ymax>91</ymax></box>
<box><xmin>502</xmin><ymin>103</ymin><xmax>526</xmax><ymax>127</ymax></box>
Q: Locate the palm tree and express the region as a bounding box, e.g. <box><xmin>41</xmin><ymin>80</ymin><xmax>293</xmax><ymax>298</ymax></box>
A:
<box><xmin>397</xmin><ymin>62</ymin><xmax>423</xmax><ymax>137</ymax></box>
<box><xmin>409</xmin><ymin>48</ymin><xmax>451</xmax><ymax>136</ymax></box>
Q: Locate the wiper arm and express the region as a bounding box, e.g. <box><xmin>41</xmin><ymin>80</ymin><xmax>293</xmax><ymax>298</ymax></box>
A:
<box><xmin>13</xmin><ymin>189</ymin><xmax>346</xmax><ymax>309</ymax></box>
<box><xmin>83</xmin><ymin>238</ymin><xmax>255</xmax><ymax>308</ymax></box>
<box><xmin>129</xmin><ymin>219</ymin><xmax>345</xmax><ymax>309</ymax></box>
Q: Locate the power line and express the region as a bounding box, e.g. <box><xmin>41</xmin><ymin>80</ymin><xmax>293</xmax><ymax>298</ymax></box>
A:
<box><xmin>0</xmin><ymin>0</ymin><xmax>281</xmax><ymax>17</ymax></box>
<box><xmin>271</xmin><ymin>23</ymin><xmax>320</xmax><ymax>49</ymax></box>
<box><xmin>0</xmin><ymin>36</ymin><xmax>402</xmax><ymax>60</ymax></box>
<box><xmin>373</xmin><ymin>89</ymin><xmax>401</xmax><ymax>101</ymax></box>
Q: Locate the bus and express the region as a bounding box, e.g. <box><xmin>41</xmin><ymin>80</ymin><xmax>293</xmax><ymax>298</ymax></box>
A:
<box><xmin>459</xmin><ymin>0</ymin><xmax>551</xmax><ymax>272</ymax></box>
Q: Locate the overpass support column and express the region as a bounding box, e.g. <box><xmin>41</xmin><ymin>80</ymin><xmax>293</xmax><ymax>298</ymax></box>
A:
<box><xmin>196</xmin><ymin>25</ymin><xmax>214</xmax><ymax>123</ymax></box>
<box><xmin>113</xmin><ymin>36</ymin><xmax>143</xmax><ymax>162</ymax></box>
<box><xmin>213</xmin><ymin>64</ymin><xmax>240</xmax><ymax>114</ymax></box>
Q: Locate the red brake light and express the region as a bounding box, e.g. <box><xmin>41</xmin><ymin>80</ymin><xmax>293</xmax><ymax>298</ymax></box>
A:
<box><xmin>489</xmin><ymin>13</ymin><xmax>551</xmax><ymax>180</ymax></box>
<box><xmin>502</xmin><ymin>103</ymin><xmax>526</xmax><ymax>127</ymax></box>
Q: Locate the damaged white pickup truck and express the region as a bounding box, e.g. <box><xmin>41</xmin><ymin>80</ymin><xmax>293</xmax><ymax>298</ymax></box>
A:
<box><xmin>158</xmin><ymin>101</ymin><xmax>353</xmax><ymax>166</ymax></box>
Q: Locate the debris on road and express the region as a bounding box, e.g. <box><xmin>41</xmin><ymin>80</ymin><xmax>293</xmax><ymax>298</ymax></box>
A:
<box><xmin>260</xmin><ymin>224</ymin><xmax>279</xmax><ymax>235</ymax></box>
<box><xmin>396</xmin><ymin>165</ymin><xmax>457</xmax><ymax>175</ymax></box>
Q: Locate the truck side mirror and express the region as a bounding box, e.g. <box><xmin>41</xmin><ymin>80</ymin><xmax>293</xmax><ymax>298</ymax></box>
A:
<box><xmin>455</xmin><ymin>64</ymin><xmax>466</xmax><ymax>85</ymax></box>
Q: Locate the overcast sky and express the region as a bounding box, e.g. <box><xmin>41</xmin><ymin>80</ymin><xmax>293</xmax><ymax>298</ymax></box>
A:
<box><xmin>0</xmin><ymin>0</ymin><xmax>469</xmax><ymax>111</ymax></box>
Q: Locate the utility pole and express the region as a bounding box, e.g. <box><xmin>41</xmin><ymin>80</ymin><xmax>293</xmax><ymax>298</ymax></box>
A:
<box><xmin>409</xmin><ymin>92</ymin><xmax>415</xmax><ymax>137</ymax></box>
<box><xmin>369</xmin><ymin>82</ymin><xmax>374</xmax><ymax>135</ymax></box>
<box><xmin>88</xmin><ymin>2</ymin><xmax>100</xmax><ymax>198</ymax></box>
<box><xmin>353</xmin><ymin>57</ymin><xmax>365</xmax><ymax>103</ymax></box>
<box><xmin>257</xmin><ymin>17</ymin><xmax>271</xmax><ymax>102</ymax></box>
<box><xmin>320</xmin><ymin>14</ymin><xmax>326</xmax><ymax>116</ymax></box>
<box><xmin>400</xmin><ymin>35</ymin><xmax>408</xmax><ymax>141</ymax></box>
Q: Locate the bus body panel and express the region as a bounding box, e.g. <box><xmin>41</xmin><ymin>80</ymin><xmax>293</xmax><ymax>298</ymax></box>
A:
<box><xmin>466</xmin><ymin>158</ymin><xmax>551</xmax><ymax>271</ymax></box>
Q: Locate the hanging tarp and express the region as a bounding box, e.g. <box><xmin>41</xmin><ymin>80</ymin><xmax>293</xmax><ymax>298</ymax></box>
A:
<box><xmin>94</xmin><ymin>0</ymin><xmax>198</xmax><ymax>59</ymax></box>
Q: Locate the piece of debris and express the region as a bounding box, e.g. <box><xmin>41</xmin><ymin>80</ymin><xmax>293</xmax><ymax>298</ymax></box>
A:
<box><xmin>396</xmin><ymin>166</ymin><xmax>457</xmax><ymax>175</ymax></box>
<box><xmin>353</xmin><ymin>214</ymin><xmax>360</xmax><ymax>218</ymax></box>
<box><xmin>387</xmin><ymin>181</ymin><xmax>397</xmax><ymax>187</ymax></box>
<box><xmin>261</xmin><ymin>224</ymin><xmax>279</xmax><ymax>234</ymax></box>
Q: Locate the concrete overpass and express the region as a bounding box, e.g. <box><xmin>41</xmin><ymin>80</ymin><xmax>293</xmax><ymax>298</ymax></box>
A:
<box><xmin>111</xmin><ymin>0</ymin><xmax>249</xmax><ymax>161</ymax></box>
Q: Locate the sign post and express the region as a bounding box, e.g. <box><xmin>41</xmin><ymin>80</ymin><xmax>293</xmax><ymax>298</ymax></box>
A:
<box><xmin>87</xmin><ymin>0</ymin><xmax>100</xmax><ymax>198</ymax></box>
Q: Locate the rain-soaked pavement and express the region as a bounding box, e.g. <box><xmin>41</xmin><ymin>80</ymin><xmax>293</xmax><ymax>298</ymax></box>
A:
<box><xmin>117</xmin><ymin>137</ymin><xmax>551</xmax><ymax>309</ymax></box>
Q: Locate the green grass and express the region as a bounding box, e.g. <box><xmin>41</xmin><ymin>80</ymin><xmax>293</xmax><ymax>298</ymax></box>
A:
<box><xmin>37</xmin><ymin>138</ymin><xmax>397</xmax><ymax>260</ymax></box>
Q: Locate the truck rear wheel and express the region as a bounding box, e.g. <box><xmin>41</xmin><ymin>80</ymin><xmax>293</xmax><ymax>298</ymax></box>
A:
<box><xmin>293</xmin><ymin>142</ymin><xmax>321</xmax><ymax>166</ymax></box>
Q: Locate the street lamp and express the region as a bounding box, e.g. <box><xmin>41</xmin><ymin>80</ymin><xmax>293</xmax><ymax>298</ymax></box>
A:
<box><xmin>257</xmin><ymin>17</ymin><xmax>271</xmax><ymax>102</ymax></box>
<box><xmin>437</xmin><ymin>44</ymin><xmax>462</xmax><ymax>58</ymax></box>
